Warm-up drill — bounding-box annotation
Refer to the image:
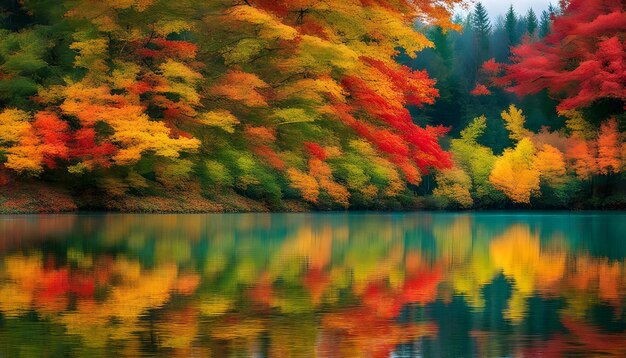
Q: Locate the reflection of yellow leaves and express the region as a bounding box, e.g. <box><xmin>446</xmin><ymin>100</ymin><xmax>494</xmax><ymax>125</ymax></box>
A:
<box><xmin>199</xmin><ymin>296</ymin><xmax>232</xmax><ymax>316</ymax></box>
<box><xmin>57</xmin><ymin>260</ymin><xmax>179</xmax><ymax>347</ymax></box>
<box><xmin>210</xmin><ymin>318</ymin><xmax>265</xmax><ymax>340</ymax></box>
<box><xmin>280</xmin><ymin>225</ymin><xmax>332</xmax><ymax>270</ymax></box>
<box><xmin>5</xmin><ymin>254</ymin><xmax>42</xmax><ymax>286</ymax></box>
<box><xmin>490</xmin><ymin>225</ymin><xmax>540</xmax><ymax>294</ymax></box>
<box><xmin>432</xmin><ymin>216</ymin><xmax>472</xmax><ymax>264</ymax></box>
<box><xmin>0</xmin><ymin>284</ymin><xmax>32</xmax><ymax>317</ymax></box>
<box><xmin>0</xmin><ymin>254</ymin><xmax>43</xmax><ymax>316</ymax></box>
<box><xmin>109</xmin><ymin>264</ymin><xmax>178</xmax><ymax>319</ymax></box>
<box><xmin>60</xmin><ymin>307</ymin><xmax>134</xmax><ymax>348</ymax></box>
<box><xmin>157</xmin><ymin>309</ymin><xmax>199</xmax><ymax>349</ymax></box>
<box><xmin>490</xmin><ymin>225</ymin><xmax>567</xmax><ymax>323</ymax></box>
<box><xmin>114</xmin><ymin>257</ymin><xmax>141</xmax><ymax>281</ymax></box>
<box><xmin>504</xmin><ymin>290</ymin><xmax>527</xmax><ymax>323</ymax></box>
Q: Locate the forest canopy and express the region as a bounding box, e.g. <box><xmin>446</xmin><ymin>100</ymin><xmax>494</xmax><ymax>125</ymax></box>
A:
<box><xmin>0</xmin><ymin>0</ymin><xmax>624</xmax><ymax>212</ymax></box>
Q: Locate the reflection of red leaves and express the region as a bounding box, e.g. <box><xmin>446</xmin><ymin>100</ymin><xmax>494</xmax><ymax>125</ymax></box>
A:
<box><xmin>40</xmin><ymin>269</ymin><xmax>95</xmax><ymax>299</ymax></box>
<box><xmin>322</xmin><ymin>307</ymin><xmax>438</xmax><ymax>358</ymax></box>
<box><xmin>470</xmin><ymin>84</ymin><xmax>491</xmax><ymax>96</ymax></box>
<box><xmin>302</xmin><ymin>267</ymin><xmax>330</xmax><ymax>304</ymax></box>
<box><xmin>70</xmin><ymin>274</ymin><xmax>96</xmax><ymax>297</ymax></box>
<box><xmin>41</xmin><ymin>269</ymin><xmax>70</xmax><ymax>298</ymax></box>
<box><xmin>524</xmin><ymin>318</ymin><xmax>626</xmax><ymax>356</ymax></box>
<box><xmin>401</xmin><ymin>267</ymin><xmax>442</xmax><ymax>305</ymax></box>
<box><xmin>362</xmin><ymin>282</ymin><xmax>403</xmax><ymax>318</ymax></box>
<box><xmin>520</xmin><ymin>334</ymin><xmax>570</xmax><ymax>357</ymax></box>
<box><xmin>562</xmin><ymin>317</ymin><xmax>626</xmax><ymax>354</ymax></box>
<box><xmin>248</xmin><ymin>276</ymin><xmax>274</xmax><ymax>306</ymax></box>
<box><xmin>175</xmin><ymin>274</ymin><xmax>201</xmax><ymax>295</ymax></box>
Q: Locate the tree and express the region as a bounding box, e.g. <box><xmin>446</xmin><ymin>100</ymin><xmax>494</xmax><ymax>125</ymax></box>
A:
<box><xmin>0</xmin><ymin>0</ymin><xmax>465</xmax><ymax>210</ymax></box>
<box><xmin>450</xmin><ymin>116</ymin><xmax>504</xmax><ymax>206</ymax></box>
<box><xmin>501</xmin><ymin>0</ymin><xmax>626</xmax><ymax>112</ymax></box>
<box><xmin>505</xmin><ymin>6</ymin><xmax>518</xmax><ymax>46</ymax></box>
<box><xmin>596</xmin><ymin>118</ymin><xmax>622</xmax><ymax>175</ymax></box>
<box><xmin>501</xmin><ymin>105</ymin><xmax>532</xmax><ymax>142</ymax></box>
<box><xmin>539</xmin><ymin>5</ymin><xmax>557</xmax><ymax>38</ymax></box>
<box><xmin>535</xmin><ymin>144</ymin><xmax>567</xmax><ymax>185</ymax></box>
<box><xmin>526</xmin><ymin>9</ymin><xmax>538</xmax><ymax>36</ymax></box>
<box><xmin>489</xmin><ymin>138</ymin><xmax>541</xmax><ymax>204</ymax></box>
<box><xmin>0</xmin><ymin>109</ymin><xmax>43</xmax><ymax>173</ymax></box>
<box><xmin>472</xmin><ymin>3</ymin><xmax>492</xmax><ymax>53</ymax></box>
<box><xmin>433</xmin><ymin>167</ymin><xmax>474</xmax><ymax>208</ymax></box>
<box><xmin>566</xmin><ymin>138</ymin><xmax>597</xmax><ymax>180</ymax></box>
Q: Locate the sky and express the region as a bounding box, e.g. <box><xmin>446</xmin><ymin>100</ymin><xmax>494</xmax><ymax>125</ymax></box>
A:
<box><xmin>457</xmin><ymin>0</ymin><xmax>555</xmax><ymax>19</ymax></box>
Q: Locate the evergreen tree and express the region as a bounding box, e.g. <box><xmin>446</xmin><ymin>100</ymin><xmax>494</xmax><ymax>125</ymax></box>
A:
<box><xmin>540</xmin><ymin>4</ymin><xmax>560</xmax><ymax>38</ymax></box>
<box><xmin>471</xmin><ymin>3</ymin><xmax>491</xmax><ymax>54</ymax></box>
<box><xmin>505</xmin><ymin>5</ymin><xmax>518</xmax><ymax>45</ymax></box>
<box><xmin>539</xmin><ymin>10</ymin><xmax>551</xmax><ymax>37</ymax></box>
<box><xmin>526</xmin><ymin>9</ymin><xmax>538</xmax><ymax>36</ymax></box>
<box><xmin>472</xmin><ymin>3</ymin><xmax>492</xmax><ymax>38</ymax></box>
<box><xmin>430</xmin><ymin>26</ymin><xmax>454</xmax><ymax>69</ymax></box>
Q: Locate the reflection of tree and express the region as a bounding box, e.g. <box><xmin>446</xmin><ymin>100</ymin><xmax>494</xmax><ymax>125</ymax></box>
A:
<box><xmin>489</xmin><ymin>225</ymin><xmax>566</xmax><ymax>322</ymax></box>
<box><xmin>523</xmin><ymin>318</ymin><xmax>626</xmax><ymax>356</ymax></box>
<box><xmin>322</xmin><ymin>307</ymin><xmax>438</xmax><ymax>358</ymax></box>
<box><xmin>0</xmin><ymin>214</ymin><xmax>624</xmax><ymax>356</ymax></box>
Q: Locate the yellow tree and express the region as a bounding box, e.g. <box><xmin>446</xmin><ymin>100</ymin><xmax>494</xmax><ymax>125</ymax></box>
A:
<box><xmin>534</xmin><ymin>144</ymin><xmax>567</xmax><ymax>186</ymax></box>
<box><xmin>489</xmin><ymin>138</ymin><xmax>540</xmax><ymax>204</ymax></box>
<box><xmin>449</xmin><ymin>116</ymin><xmax>503</xmax><ymax>205</ymax></box>
<box><xmin>0</xmin><ymin>109</ymin><xmax>42</xmax><ymax>173</ymax></box>
<box><xmin>433</xmin><ymin>167</ymin><xmax>474</xmax><ymax>208</ymax></box>
<box><xmin>501</xmin><ymin>105</ymin><xmax>532</xmax><ymax>142</ymax></box>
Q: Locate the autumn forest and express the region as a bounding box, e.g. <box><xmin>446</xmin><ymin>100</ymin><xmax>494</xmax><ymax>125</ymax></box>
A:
<box><xmin>0</xmin><ymin>0</ymin><xmax>624</xmax><ymax>212</ymax></box>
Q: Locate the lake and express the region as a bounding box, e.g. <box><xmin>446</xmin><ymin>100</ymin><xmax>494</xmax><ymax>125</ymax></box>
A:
<box><xmin>0</xmin><ymin>212</ymin><xmax>625</xmax><ymax>357</ymax></box>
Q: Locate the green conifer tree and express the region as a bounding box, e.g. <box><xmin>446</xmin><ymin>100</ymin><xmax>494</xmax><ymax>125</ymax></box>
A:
<box><xmin>505</xmin><ymin>5</ymin><xmax>518</xmax><ymax>45</ymax></box>
<box><xmin>526</xmin><ymin>9</ymin><xmax>538</xmax><ymax>36</ymax></box>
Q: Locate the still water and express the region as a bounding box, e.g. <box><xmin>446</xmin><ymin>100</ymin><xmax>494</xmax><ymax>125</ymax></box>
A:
<box><xmin>0</xmin><ymin>212</ymin><xmax>625</xmax><ymax>357</ymax></box>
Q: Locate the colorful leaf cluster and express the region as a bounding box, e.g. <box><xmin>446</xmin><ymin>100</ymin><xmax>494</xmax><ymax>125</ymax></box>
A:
<box><xmin>0</xmin><ymin>0</ymin><xmax>464</xmax><ymax>210</ymax></box>
<box><xmin>477</xmin><ymin>0</ymin><xmax>625</xmax><ymax>111</ymax></box>
<box><xmin>435</xmin><ymin>105</ymin><xmax>625</xmax><ymax>207</ymax></box>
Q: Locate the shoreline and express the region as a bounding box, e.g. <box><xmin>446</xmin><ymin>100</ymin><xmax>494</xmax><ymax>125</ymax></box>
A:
<box><xmin>2</xmin><ymin>207</ymin><xmax>625</xmax><ymax>215</ymax></box>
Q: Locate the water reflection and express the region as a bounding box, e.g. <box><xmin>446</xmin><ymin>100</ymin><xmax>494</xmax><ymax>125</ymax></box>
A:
<box><xmin>0</xmin><ymin>213</ymin><xmax>624</xmax><ymax>357</ymax></box>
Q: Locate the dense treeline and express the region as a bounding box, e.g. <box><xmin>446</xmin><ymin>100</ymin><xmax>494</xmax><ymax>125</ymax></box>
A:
<box><xmin>404</xmin><ymin>2</ymin><xmax>566</xmax><ymax>148</ymax></box>
<box><xmin>420</xmin><ymin>0</ymin><xmax>626</xmax><ymax>209</ymax></box>
<box><xmin>0</xmin><ymin>0</ymin><xmax>624</xmax><ymax>212</ymax></box>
